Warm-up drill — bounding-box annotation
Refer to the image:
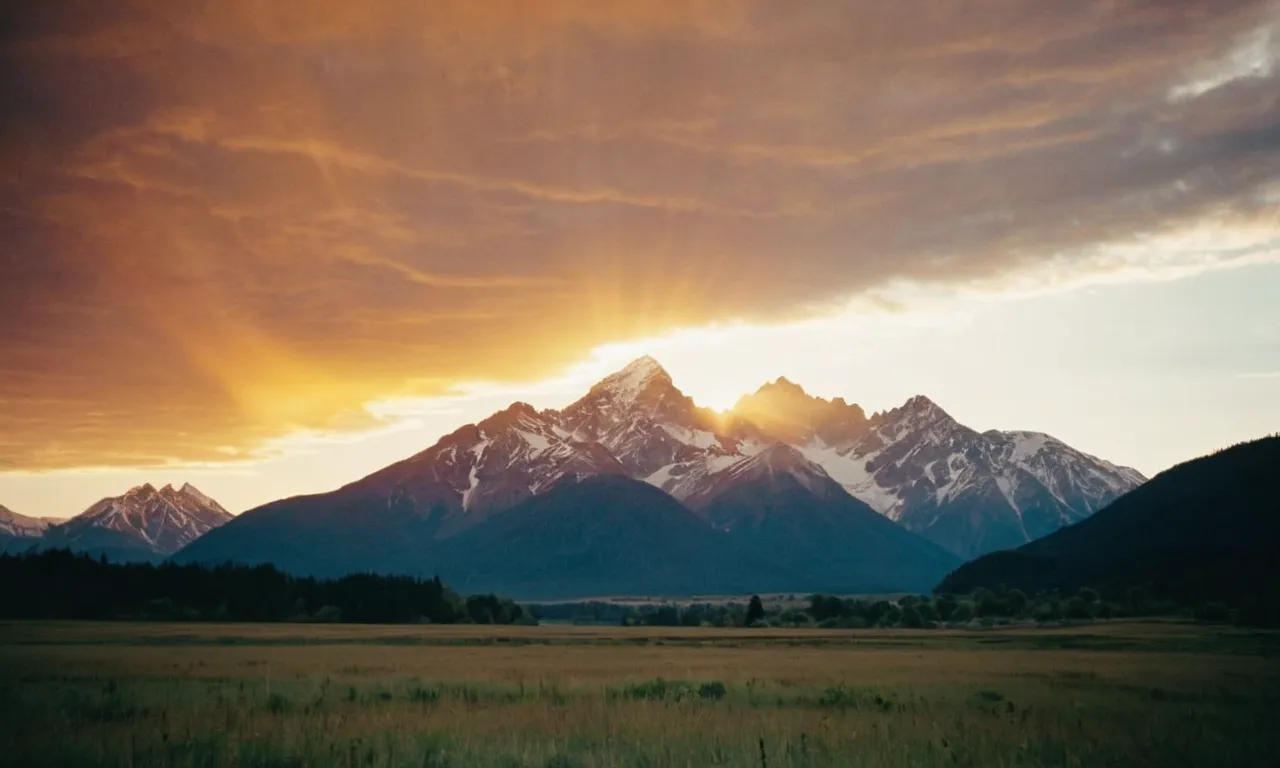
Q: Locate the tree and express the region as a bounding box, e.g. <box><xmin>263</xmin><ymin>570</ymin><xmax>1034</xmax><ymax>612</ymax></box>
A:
<box><xmin>1077</xmin><ymin>587</ymin><xmax>1100</xmax><ymax>605</ymax></box>
<box><xmin>745</xmin><ymin>595</ymin><xmax>766</xmax><ymax>626</ymax></box>
<box><xmin>1006</xmin><ymin>589</ymin><xmax>1028</xmax><ymax>617</ymax></box>
<box><xmin>974</xmin><ymin>587</ymin><xmax>1007</xmax><ymax>617</ymax></box>
<box><xmin>865</xmin><ymin>600</ymin><xmax>894</xmax><ymax>626</ymax></box>
<box><xmin>807</xmin><ymin>594</ymin><xmax>846</xmax><ymax>622</ymax></box>
<box><xmin>949</xmin><ymin>602</ymin><xmax>974</xmax><ymax>623</ymax></box>
<box><xmin>899</xmin><ymin>606</ymin><xmax>924</xmax><ymax>628</ymax></box>
<box><xmin>933</xmin><ymin>594</ymin><xmax>958</xmax><ymax>622</ymax></box>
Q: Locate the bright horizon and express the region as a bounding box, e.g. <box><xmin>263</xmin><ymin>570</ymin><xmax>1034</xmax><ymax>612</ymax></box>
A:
<box><xmin>6</xmin><ymin>257</ymin><xmax>1279</xmax><ymax>519</ymax></box>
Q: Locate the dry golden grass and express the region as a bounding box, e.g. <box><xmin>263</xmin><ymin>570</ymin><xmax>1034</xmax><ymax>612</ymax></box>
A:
<box><xmin>1</xmin><ymin>620</ymin><xmax>1277</xmax><ymax>767</ymax></box>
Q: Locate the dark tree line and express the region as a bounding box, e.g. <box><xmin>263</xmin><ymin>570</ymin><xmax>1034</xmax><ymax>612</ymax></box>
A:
<box><xmin>532</xmin><ymin>585</ymin><xmax>1276</xmax><ymax>629</ymax></box>
<box><xmin>0</xmin><ymin>550</ymin><xmax>531</xmax><ymax>624</ymax></box>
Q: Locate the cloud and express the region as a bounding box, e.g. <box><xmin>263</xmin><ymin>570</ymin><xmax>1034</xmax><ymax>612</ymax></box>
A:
<box><xmin>2</xmin><ymin>0</ymin><xmax>1280</xmax><ymax>469</ymax></box>
<box><xmin>1169</xmin><ymin>17</ymin><xmax>1279</xmax><ymax>101</ymax></box>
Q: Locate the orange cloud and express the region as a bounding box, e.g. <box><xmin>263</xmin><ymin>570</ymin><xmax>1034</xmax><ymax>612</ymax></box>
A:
<box><xmin>2</xmin><ymin>0</ymin><xmax>1279</xmax><ymax>470</ymax></box>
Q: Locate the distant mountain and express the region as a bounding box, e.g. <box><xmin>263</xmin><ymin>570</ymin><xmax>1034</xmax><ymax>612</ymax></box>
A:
<box><xmin>733</xmin><ymin>381</ymin><xmax>1144</xmax><ymax>558</ymax></box>
<box><xmin>936</xmin><ymin>436</ymin><xmax>1280</xmax><ymax>604</ymax></box>
<box><xmin>42</xmin><ymin>483</ymin><xmax>233</xmax><ymax>561</ymax></box>
<box><xmin>0</xmin><ymin>504</ymin><xmax>49</xmax><ymax>538</ymax></box>
<box><xmin>0</xmin><ymin>505</ymin><xmax>48</xmax><ymax>554</ymax></box>
<box><xmin>176</xmin><ymin>357</ymin><xmax>1140</xmax><ymax>594</ymax></box>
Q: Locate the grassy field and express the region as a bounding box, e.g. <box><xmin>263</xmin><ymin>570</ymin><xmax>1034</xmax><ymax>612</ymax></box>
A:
<box><xmin>1</xmin><ymin>621</ymin><xmax>1277</xmax><ymax>767</ymax></box>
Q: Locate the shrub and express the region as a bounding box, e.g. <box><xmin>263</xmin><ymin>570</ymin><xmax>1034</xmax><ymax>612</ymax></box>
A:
<box><xmin>934</xmin><ymin>594</ymin><xmax>958</xmax><ymax>621</ymax></box>
<box><xmin>1006</xmin><ymin>589</ymin><xmax>1028</xmax><ymax>616</ymax></box>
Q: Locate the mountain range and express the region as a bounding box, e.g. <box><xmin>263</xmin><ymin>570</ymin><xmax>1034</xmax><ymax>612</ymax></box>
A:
<box><xmin>937</xmin><ymin>436</ymin><xmax>1280</xmax><ymax>606</ymax></box>
<box><xmin>2</xmin><ymin>484</ymin><xmax>232</xmax><ymax>562</ymax></box>
<box><xmin>172</xmin><ymin>357</ymin><xmax>1143</xmax><ymax>597</ymax></box>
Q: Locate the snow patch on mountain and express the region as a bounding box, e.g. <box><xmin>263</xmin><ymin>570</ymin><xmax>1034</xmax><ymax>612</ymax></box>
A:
<box><xmin>796</xmin><ymin>442</ymin><xmax>899</xmax><ymax>515</ymax></box>
<box><xmin>0</xmin><ymin>505</ymin><xmax>49</xmax><ymax>538</ymax></box>
<box><xmin>461</xmin><ymin>438</ymin><xmax>490</xmax><ymax>511</ymax></box>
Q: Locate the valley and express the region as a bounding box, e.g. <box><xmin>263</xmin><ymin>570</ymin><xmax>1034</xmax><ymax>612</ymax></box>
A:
<box><xmin>2</xmin><ymin>620</ymin><xmax>1277</xmax><ymax>767</ymax></box>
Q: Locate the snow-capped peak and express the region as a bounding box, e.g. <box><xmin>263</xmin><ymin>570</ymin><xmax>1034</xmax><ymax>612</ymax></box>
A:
<box><xmin>177</xmin><ymin>483</ymin><xmax>222</xmax><ymax>509</ymax></box>
<box><xmin>55</xmin><ymin>483</ymin><xmax>235</xmax><ymax>556</ymax></box>
<box><xmin>899</xmin><ymin>394</ymin><xmax>945</xmax><ymax>417</ymax></box>
<box><xmin>591</xmin><ymin>356</ymin><xmax>672</xmax><ymax>405</ymax></box>
<box><xmin>618</xmin><ymin>354</ymin><xmax>665</xmax><ymax>377</ymax></box>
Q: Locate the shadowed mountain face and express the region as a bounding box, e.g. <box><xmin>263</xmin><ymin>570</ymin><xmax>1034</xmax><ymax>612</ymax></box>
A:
<box><xmin>177</xmin><ymin>357</ymin><xmax>1141</xmax><ymax>595</ymax></box>
<box><xmin>689</xmin><ymin>445</ymin><xmax>960</xmax><ymax>594</ymax></box>
<box><xmin>937</xmin><ymin>436</ymin><xmax>1280</xmax><ymax>603</ymax></box>
<box><xmin>431</xmin><ymin>476</ymin><xmax>769</xmax><ymax>600</ymax></box>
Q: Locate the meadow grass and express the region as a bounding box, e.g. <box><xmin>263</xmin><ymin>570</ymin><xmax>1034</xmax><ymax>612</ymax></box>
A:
<box><xmin>1</xmin><ymin>621</ymin><xmax>1277</xmax><ymax>767</ymax></box>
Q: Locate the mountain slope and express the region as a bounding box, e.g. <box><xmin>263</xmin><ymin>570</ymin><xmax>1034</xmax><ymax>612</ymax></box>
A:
<box><xmin>690</xmin><ymin>445</ymin><xmax>960</xmax><ymax>593</ymax></box>
<box><xmin>43</xmin><ymin>484</ymin><xmax>233</xmax><ymax>561</ymax></box>
<box><xmin>178</xmin><ymin>402</ymin><xmax>633</xmax><ymax>574</ymax></box>
<box><xmin>0</xmin><ymin>505</ymin><xmax>48</xmax><ymax>554</ymax></box>
<box><xmin>0</xmin><ymin>504</ymin><xmax>49</xmax><ymax>537</ymax></box>
<box><xmin>936</xmin><ymin>436</ymin><xmax>1280</xmax><ymax>602</ymax></box>
<box><xmin>737</xmin><ymin>382</ymin><xmax>1145</xmax><ymax>558</ymax></box>
<box><xmin>174</xmin><ymin>482</ymin><xmax>448</xmax><ymax>577</ymax></box>
<box><xmin>433</xmin><ymin>475</ymin><xmax>782</xmax><ymax>599</ymax></box>
<box><xmin>361</xmin><ymin>402</ymin><xmax>628</xmax><ymax>536</ymax></box>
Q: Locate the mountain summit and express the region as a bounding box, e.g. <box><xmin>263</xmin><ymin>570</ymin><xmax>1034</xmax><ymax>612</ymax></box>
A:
<box><xmin>178</xmin><ymin>356</ymin><xmax>1143</xmax><ymax>590</ymax></box>
<box><xmin>42</xmin><ymin>483</ymin><xmax>233</xmax><ymax>561</ymax></box>
<box><xmin>733</xmin><ymin>378</ymin><xmax>870</xmax><ymax>445</ymax></box>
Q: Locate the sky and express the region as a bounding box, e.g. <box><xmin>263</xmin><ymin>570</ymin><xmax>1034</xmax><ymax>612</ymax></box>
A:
<box><xmin>2</xmin><ymin>0</ymin><xmax>1278</xmax><ymax>518</ymax></box>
